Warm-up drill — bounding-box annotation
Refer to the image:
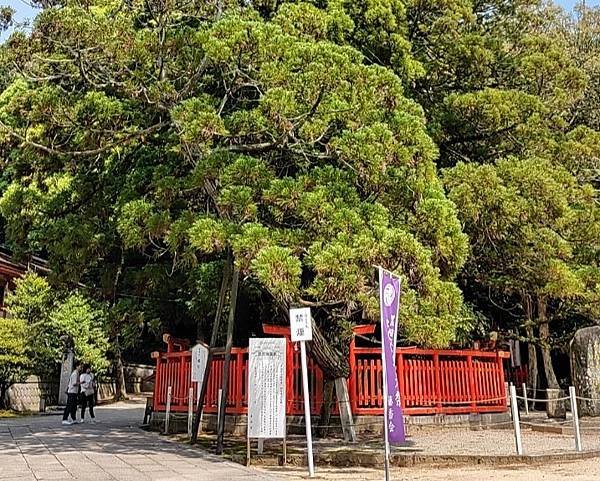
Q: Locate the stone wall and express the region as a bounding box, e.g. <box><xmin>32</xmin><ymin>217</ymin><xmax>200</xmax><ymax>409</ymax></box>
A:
<box><xmin>6</xmin><ymin>376</ymin><xmax>59</xmax><ymax>412</ymax></box>
<box><xmin>5</xmin><ymin>363</ymin><xmax>155</xmax><ymax>411</ymax></box>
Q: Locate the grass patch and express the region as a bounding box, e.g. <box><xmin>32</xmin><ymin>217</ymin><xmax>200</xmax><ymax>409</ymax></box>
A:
<box><xmin>0</xmin><ymin>409</ymin><xmax>24</xmax><ymax>418</ymax></box>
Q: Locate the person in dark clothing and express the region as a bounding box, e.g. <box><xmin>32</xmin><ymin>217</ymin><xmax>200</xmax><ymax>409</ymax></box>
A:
<box><xmin>62</xmin><ymin>362</ymin><xmax>81</xmax><ymax>425</ymax></box>
<box><xmin>80</xmin><ymin>364</ymin><xmax>96</xmax><ymax>423</ymax></box>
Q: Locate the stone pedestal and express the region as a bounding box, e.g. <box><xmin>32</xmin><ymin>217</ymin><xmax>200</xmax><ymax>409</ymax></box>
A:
<box><xmin>546</xmin><ymin>388</ymin><xmax>567</xmax><ymax>419</ymax></box>
<box><xmin>58</xmin><ymin>348</ymin><xmax>74</xmax><ymax>405</ymax></box>
<box><xmin>570</xmin><ymin>326</ymin><xmax>600</xmax><ymax>417</ymax></box>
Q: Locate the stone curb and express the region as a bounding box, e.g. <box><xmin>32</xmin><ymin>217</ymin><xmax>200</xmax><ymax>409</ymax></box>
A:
<box><xmin>234</xmin><ymin>449</ymin><xmax>600</xmax><ymax>469</ymax></box>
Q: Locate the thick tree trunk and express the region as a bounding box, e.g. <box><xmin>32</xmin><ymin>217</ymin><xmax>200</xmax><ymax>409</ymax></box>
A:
<box><xmin>191</xmin><ymin>255</ymin><xmax>232</xmax><ymax>444</ymax></box>
<box><xmin>309</xmin><ymin>320</ymin><xmax>349</xmax><ymax>379</ymax></box>
<box><xmin>523</xmin><ymin>293</ymin><xmax>538</xmax><ymax>408</ymax></box>
<box><xmin>317</xmin><ymin>379</ymin><xmax>335</xmax><ymax>438</ymax></box>
<box><xmin>527</xmin><ymin>335</ymin><xmax>538</xmax><ymax>404</ymax></box>
<box><xmin>114</xmin><ymin>341</ymin><xmax>127</xmax><ymax>401</ymax></box>
<box><xmin>538</xmin><ymin>298</ymin><xmax>559</xmax><ymax>389</ymax></box>
<box><xmin>0</xmin><ymin>382</ymin><xmax>8</xmax><ymax>410</ymax></box>
<box><xmin>216</xmin><ymin>264</ymin><xmax>240</xmax><ymax>455</ymax></box>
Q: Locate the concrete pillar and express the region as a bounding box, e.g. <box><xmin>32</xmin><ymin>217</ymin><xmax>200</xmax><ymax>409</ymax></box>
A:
<box><xmin>58</xmin><ymin>348</ymin><xmax>74</xmax><ymax>405</ymax></box>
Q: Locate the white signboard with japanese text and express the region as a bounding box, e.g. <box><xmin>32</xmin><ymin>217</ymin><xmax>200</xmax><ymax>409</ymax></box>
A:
<box><xmin>191</xmin><ymin>343</ymin><xmax>209</xmax><ymax>384</ymax></box>
<box><xmin>248</xmin><ymin>338</ymin><xmax>287</xmax><ymax>439</ymax></box>
<box><xmin>290</xmin><ymin>307</ymin><xmax>313</xmax><ymax>342</ymax></box>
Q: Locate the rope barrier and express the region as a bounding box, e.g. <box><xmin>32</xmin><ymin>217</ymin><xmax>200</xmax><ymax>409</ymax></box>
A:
<box><xmin>520</xmin><ymin>386</ymin><xmax>573</xmax><ymax>394</ymax></box>
<box><xmin>188</xmin><ymin>419</ymin><xmax>519</xmax><ymax>430</ymax></box>
<box><xmin>171</xmin><ymin>394</ymin><xmax>192</xmax><ymax>401</ymax></box>
<box><xmin>515</xmin><ymin>395</ymin><xmax>570</xmax><ymax>403</ymax></box>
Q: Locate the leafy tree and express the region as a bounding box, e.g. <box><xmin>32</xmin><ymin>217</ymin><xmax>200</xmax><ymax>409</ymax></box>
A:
<box><xmin>5</xmin><ymin>273</ymin><xmax>110</xmax><ymax>376</ymax></box>
<box><xmin>539</xmin><ymin>2</ymin><xmax>600</xmax><ymax>134</ymax></box>
<box><xmin>0</xmin><ymin>6</ymin><xmax>13</xmax><ymax>32</ymax></box>
<box><xmin>0</xmin><ymin>1</ymin><xmax>469</xmax><ymax>380</ymax></box>
<box><xmin>276</xmin><ymin>0</ymin><xmax>600</xmax><ymax>388</ymax></box>
<box><xmin>445</xmin><ymin>157</ymin><xmax>600</xmax><ymax>389</ymax></box>
<box><xmin>0</xmin><ymin>317</ymin><xmax>29</xmax><ymax>408</ymax></box>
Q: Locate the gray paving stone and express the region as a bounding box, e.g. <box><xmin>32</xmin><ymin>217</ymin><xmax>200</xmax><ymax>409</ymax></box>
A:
<box><xmin>0</xmin><ymin>401</ymin><xmax>280</xmax><ymax>481</ymax></box>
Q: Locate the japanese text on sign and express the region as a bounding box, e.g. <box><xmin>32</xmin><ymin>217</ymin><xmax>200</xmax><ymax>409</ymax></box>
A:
<box><xmin>248</xmin><ymin>338</ymin><xmax>287</xmax><ymax>439</ymax></box>
<box><xmin>191</xmin><ymin>343</ymin><xmax>209</xmax><ymax>384</ymax></box>
<box><xmin>290</xmin><ymin>307</ymin><xmax>313</xmax><ymax>342</ymax></box>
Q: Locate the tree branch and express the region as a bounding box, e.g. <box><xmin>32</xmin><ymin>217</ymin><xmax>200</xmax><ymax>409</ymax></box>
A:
<box><xmin>0</xmin><ymin>120</ymin><xmax>167</xmax><ymax>157</ymax></box>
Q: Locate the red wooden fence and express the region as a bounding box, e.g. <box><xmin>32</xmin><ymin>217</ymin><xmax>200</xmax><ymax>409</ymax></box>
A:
<box><xmin>153</xmin><ymin>330</ymin><xmax>509</xmax><ymax>416</ymax></box>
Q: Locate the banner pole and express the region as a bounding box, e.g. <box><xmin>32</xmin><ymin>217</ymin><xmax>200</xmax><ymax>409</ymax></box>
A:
<box><xmin>382</xmin><ymin>348</ymin><xmax>391</xmax><ymax>481</ymax></box>
<box><xmin>379</xmin><ymin>268</ymin><xmax>391</xmax><ymax>481</ymax></box>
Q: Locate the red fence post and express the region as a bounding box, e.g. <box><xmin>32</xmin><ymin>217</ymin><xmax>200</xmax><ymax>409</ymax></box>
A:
<box><xmin>236</xmin><ymin>349</ymin><xmax>244</xmax><ymax>413</ymax></box>
<box><xmin>349</xmin><ymin>335</ymin><xmax>357</xmax><ymax>414</ymax></box>
<box><xmin>397</xmin><ymin>351</ymin><xmax>406</xmax><ymax>411</ymax></box>
<box><xmin>152</xmin><ymin>352</ymin><xmax>161</xmax><ymax>412</ymax></box>
<box><xmin>497</xmin><ymin>352</ymin><xmax>507</xmax><ymax>408</ymax></box>
<box><xmin>467</xmin><ymin>355</ymin><xmax>477</xmax><ymax>410</ymax></box>
<box><xmin>433</xmin><ymin>352</ymin><xmax>442</xmax><ymax>413</ymax></box>
<box><xmin>286</xmin><ymin>339</ymin><xmax>294</xmax><ymax>415</ymax></box>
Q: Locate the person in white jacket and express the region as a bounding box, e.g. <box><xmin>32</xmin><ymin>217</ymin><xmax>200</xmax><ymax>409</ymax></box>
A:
<box><xmin>62</xmin><ymin>362</ymin><xmax>81</xmax><ymax>425</ymax></box>
<box><xmin>79</xmin><ymin>364</ymin><xmax>96</xmax><ymax>423</ymax></box>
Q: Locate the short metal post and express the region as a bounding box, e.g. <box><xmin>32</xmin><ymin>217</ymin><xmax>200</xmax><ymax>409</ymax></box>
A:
<box><xmin>188</xmin><ymin>387</ymin><xmax>194</xmax><ymax>438</ymax></box>
<box><xmin>246</xmin><ymin>435</ymin><xmax>251</xmax><ymax>466</ymax></box>
<box><xmin>165</xmin><ymin>386</ymin><xmax>172</xmax><ymax>435</ymax></box>
<box><xmin>510</xmin><ymin>385</ymin><xmax>523</xmax><ymax>455</ymax></box>
<box><xmin>522</xmin><ymin>383</ymin><xmax>529</xmax><ymax>415</ymax></box>
<box><xmin>283</xmin><ymin>435</ymin><xmax>287</xmax><ymax>466</ymax></box>
<box><xmin>570</xmin><ymin>386</ymin><xmax>582</xmax><ymax>452</ymax></box>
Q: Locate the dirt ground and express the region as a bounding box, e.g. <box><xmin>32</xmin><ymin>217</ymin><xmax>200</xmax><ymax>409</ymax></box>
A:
<box><xmin>261</xmin><ymin>458</ymin><xmax>600</xmax><ymax>480</ymax></box>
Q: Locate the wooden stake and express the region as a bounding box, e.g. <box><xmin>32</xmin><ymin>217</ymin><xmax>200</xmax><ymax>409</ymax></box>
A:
<box><xmin>191</xmin><ymin>254</ymin><xmax>232</xmax><ymax>444</ymax></box>
<box><xmin>216</xmin><ymin>265</ymin><xmax>240</xmax><ymax>455</ymax></box>
<box><xmin>335</xmin><ymin>378</ymin><xmax>356</xmax><ymax>442</ymax></box>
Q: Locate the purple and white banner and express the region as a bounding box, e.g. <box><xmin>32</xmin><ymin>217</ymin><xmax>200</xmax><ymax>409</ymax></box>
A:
<box><xmin>379</xmin><ymin>267</ymin><xmax>405</xmax><ymax>444</ymax></box>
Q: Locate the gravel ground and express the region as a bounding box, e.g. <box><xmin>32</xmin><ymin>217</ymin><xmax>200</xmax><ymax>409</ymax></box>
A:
<box><xmin>275</xmin><ymin>423</ymin><xmax>600</xmax><ymax>457</ymax></box>
<box><xmin>259</xmin><ymin>423</ymin><xmax>600</xmax><ymax>480</ymax></box>
<box><xmin>399</xmin><ymin>425</ymin><xmax>600</xmax><ymax>456</ymax></box>
<box><xmin>262</xmin><ymin>459</ymin><xmax>600</xmax><ymax>481</ymax></box>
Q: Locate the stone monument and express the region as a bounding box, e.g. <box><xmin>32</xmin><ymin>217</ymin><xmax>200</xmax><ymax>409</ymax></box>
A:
<box><xmin>58</xmin><ymin>335</ymin><xmax>74</xmax><ymax>406</ymax></box>
<box><xmin>570</xmin><ymin>326</ymin><xmax>600</xmax><ymax>417</ymax></box>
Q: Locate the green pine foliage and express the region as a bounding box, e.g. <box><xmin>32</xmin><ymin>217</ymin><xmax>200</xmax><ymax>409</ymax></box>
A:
<box><xmin>0</xmin><ymin>0</ymin><xmax>596</xmax><ymax>383</ymax></box>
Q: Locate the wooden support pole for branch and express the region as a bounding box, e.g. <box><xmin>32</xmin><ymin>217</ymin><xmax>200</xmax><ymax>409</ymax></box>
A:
<box><xmin>216</xmin><ymin>264</ymin><xmax>240</xmax><ymax>454</ymax></box>
<box><xmin>191</xmin><ymin>254</ymin><xmax>232</xmax><ymax>444</ymax></box>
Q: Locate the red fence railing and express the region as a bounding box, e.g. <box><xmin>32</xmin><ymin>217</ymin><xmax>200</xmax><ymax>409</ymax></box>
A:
<box><xmin>153</xmin><ymin>332</ymin><xmax>509</xmax><ymax>416</ymax></box>
<box><xmin>348</xmin><ymin>347</ymin><xmax>507</xmax><ymax>415</ymax></box>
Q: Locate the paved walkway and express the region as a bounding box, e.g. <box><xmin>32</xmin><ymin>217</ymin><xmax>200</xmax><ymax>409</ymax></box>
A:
<box><xmin>0</xmin><ymin>400</ymin><xmax>278</xmax><ymax>481</ymax></box>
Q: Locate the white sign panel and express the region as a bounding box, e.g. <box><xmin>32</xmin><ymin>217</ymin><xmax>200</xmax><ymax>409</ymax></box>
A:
<box><xmin>290</xmin><ymin>307</ymin><xmax>313</xmax><ymax>342</ymax></box>
<box><xmin>191</xmin><ymin>343</ymin><xmax>209</xmax><ymax>384</ymax></box>
<box><xmin>248</xmin><ymin>338</ymin><xmax>287</xmax><ymax>439</ymax></box>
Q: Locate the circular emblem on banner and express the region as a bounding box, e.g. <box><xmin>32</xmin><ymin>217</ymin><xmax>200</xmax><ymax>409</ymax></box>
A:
<box><xmin>383</xmin><ymin>283</ymin><xmax>396</xmax><ymax>307</ymax></box>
